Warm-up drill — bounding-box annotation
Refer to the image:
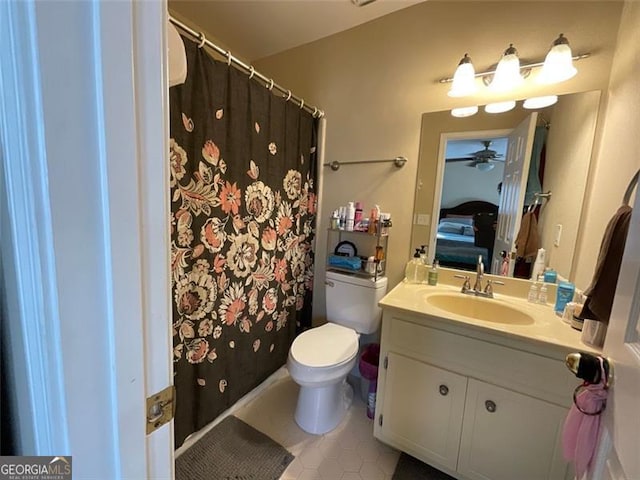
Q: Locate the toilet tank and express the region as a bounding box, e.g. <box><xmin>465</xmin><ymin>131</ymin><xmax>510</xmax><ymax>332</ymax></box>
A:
<box><xmin>325</xmin><ymin>271</ymin><xmax>388</xmax><ymax>334</ymax></box>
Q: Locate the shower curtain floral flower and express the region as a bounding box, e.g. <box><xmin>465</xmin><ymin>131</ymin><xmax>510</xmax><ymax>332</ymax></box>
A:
<box><xmin>170</xmin><ymin>39</ymin><xmax>318</xmax><ymax>447</ymax></box>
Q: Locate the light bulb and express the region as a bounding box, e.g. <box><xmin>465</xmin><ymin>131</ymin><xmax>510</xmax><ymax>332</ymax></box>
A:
<box><xmin>538</xmin><ymin>34</ymin><xmax>577</xmax><ymax>84</ymax></box>
<box><xmin>484</xmin><ymin>101</ymin><xmax>516</xmax><ymax>114</ymax></box>
<box><xmin>451</xmin><ymin>106</ymin><xmax>479</xmax><ymax>118</ymax></box>
<box><xmin>476</xmin><ymin>162</ymin><xmax>495</xmax><ymax>172</ymax></box>
<box><xmin>448</xmin><ymin>54</ymin><xmax>477</xmax><ymax>97</ymax></box>
<box><xmin>489</xmin><ymin>44</ymin><xmax>523</xmax><ymax>92</ymax></box>
<box><xmin>523</xmin><ymin>96</ymin><xmax>558</xmax><ymax>109</ymax></box>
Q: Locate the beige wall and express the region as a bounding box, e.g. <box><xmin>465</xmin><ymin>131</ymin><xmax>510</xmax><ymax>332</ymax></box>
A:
<box><xmin>539</xmin><ymin>91</ymin><xmax>601</xmax><ymax>279</ymax></box>
<box><xmin>573</xmin><ymin>1</ymin><xmax>640</xmax><ymax>290</ymax></box>
<box><xmin>254</xmin><ymin>1</ymin><xmax>622</xmax><ymax>323</ymax></box>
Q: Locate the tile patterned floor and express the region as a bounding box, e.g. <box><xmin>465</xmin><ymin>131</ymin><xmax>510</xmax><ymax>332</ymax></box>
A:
<box><xmin>234</xmin><ymin>373</ymin><xmax>400</xmax><ymax>480</ymax></box>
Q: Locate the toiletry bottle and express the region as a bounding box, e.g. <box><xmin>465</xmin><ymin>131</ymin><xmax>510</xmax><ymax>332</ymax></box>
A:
<box><xmin>428</xmin><ymin>260</ymin><xmax>439</xmax><ymax>286</ymax></box>
<box><xmin>543</xmin><ymin>268</ymin><xmax>557</xmax><ymax>284</ymax></box>
<box><xmin>354</xmin><ymin>202</ymin><xmax>363</xmax><ymax>230</ymax></box>
<box><xmin>405</xmin><ymin>249</ymin><xmax>421</xmax><ymax>283</ymax></box>
<box><xmin>538</xmin><ymin>283</ymin><xmax>548</xmax><ymax>305</ymax></box>
<box><xmin>527</xmin><ymin>282</ymin><xmax>539</xmax><ymax>303</ymax></box>
<box><xmin>530</xmin><ymin>248</ymin><xmax>546</xmax><ymax>280</ymax></box>
<box><xmin>339</xmin><ymin>206</ymin><xmax>346</xmax><ymax>230</ymax></box>
<box><xmin>419</xmin><ymin>245</ymin><xmax>428</xmax><ymax>265</ymax></box>
<box><xmin>346</xmin><ymin>202</ymin><xmax>355</xmax><ymax>231</ymax></box>
<box><xmin>367</xmin><ymin>208</ymin><xmax>378</xmax><ymax>234</ymax></box>
<box><xmin>555</xmin><ymin>281</ymin><xmax>575</xmax><ymax>316</ymax></box>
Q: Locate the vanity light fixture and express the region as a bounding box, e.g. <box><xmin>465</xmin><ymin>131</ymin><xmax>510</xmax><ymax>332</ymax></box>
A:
<box><xmin>523</xmin><ymin>95</ymin><xmax>558</xmax><ymax>109</ymax></box>
<box><xmin>451</xmin><ymin>105</ymin><xmax>479</xmax><ymax>118</ymax></box>
<box><xmin>489</xmin><ymin>44</ymin><xmax>523</xmax><ymax>92</ymax></box>
<box><xmin>438</xmin><ymin>35</ymin><xmax>589</xmax><ymax>95</ymax></box>
<box><xmin>485</xmin><ymin>100</ymin><xmax>516</xmax><ymax>114</ymax></box>
<box><xmin>537</xmin><ymin>34</ymin><xmax>578</xmax><ymax>84</ymax></box>
<box><xmin>448</xmin><ymin>54</ymin><xmax>477</xmax><ymax>97</ymax></box>
<box><xmin>475</xmin><ymin>162</ymin><xmax>495</xmax><ymax>172</ymax></box>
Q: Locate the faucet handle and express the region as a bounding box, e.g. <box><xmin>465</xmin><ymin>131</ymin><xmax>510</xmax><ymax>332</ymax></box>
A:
<box><xmin>454</xmin><ymin>274</ymin><xmax>471</xmax><ymax>293</ymax></box>
<box><xmin>484</xmin><ymin>279</ymin><xmax>505</xmax><ymax>296</ymax></box>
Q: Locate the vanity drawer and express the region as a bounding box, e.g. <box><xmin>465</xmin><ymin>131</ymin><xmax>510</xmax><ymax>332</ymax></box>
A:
<box><xmin>386</xmin><ymin>316</ymin><xmax>575</xmax><ymax>406</ymax></box>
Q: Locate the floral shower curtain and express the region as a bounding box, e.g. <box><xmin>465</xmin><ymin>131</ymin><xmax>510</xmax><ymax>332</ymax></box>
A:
<box><xmin>169</xmin><ymin>39</ymin><xmax>318</xmax><ymax>447</ymax></box>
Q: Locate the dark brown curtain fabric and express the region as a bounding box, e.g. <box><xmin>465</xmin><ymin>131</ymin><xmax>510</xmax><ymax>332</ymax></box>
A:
<box><xmin>169</xmin><ymin>39</ymin><xmax>318</xmax><ymax>447</ymax></box>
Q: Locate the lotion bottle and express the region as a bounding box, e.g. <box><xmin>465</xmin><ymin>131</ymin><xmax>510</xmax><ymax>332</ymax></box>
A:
<box><xmin>346</xmin><ymin>202</ymin><xmax>355</xmax><ymax>231</ymax></box>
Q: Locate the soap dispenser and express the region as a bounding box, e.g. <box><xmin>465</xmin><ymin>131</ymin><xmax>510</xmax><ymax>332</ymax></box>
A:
<box><xmin>405</xmin><ymin>249</ymin><xmax>421</xmax><ymax>283</ymax></box>
<box><xmin>428</xmin><ymin>260</ymin><xmax>439</xmax><ymax>286</ymax></box>
<box><xmin>419</xmin><ymin>245</ymin><xmax>428</xmax><ymax>265</ymax></box>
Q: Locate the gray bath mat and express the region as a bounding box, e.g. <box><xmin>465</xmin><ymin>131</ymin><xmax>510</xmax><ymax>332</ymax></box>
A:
<box><xmin>176</xmin><ymin>415</ymin><xmax>294</xmax><ymax>480</ymax></box>
<box><xmin>392</xmin><ymin>453</ymin><xmax>456</xmax><ymax>480</ymax></box>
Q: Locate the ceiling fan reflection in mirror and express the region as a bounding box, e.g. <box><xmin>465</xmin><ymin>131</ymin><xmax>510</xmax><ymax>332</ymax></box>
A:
<box><xmin>447</xmin><ymin>140</ymin><xmax>504</xmax><ymax>171</ymax></box>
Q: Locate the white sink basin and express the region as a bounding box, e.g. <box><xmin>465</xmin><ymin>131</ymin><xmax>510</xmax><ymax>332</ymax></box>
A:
<box><xmin>425</xmin><ymin>293</ymin><xmax>535</xmax><ymax>325</ymax></box>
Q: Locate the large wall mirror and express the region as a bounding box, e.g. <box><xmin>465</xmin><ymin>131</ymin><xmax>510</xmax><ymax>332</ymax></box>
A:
<box><xmin>411</xmin><ymin>90</ymin><xmax>601</xmax><ymax>282</ymax></box>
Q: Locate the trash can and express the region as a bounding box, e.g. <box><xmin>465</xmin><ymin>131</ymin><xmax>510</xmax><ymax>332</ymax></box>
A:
<box><xmin>359</xmin><ymin>343</ymin><xmax>380</xmax><ymax>419</ymax></box>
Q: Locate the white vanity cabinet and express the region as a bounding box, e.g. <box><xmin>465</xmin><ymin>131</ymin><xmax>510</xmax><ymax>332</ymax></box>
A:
<box><xmin>457</xmin><ymin>379</ymin><xmax>568</xmax><ymax>480</ymax></box>
<box><xmin>381</xmin><ymin>352</ymin><xmax>467</xmax><ymax>471</ymax></box>
<box><xmin>374</xmin><ymin>308</ymin><xmax>577</xmax><ymax>480</ymax></box>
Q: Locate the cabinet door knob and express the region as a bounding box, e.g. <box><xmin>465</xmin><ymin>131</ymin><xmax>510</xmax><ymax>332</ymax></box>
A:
<box><xmin>485</xmin><ymin>400</ymin><xmax>497</xmax><ymax>413</ymax></box>
<box><xmin>439</xmin><ymin>385</ymin><xmax>449</xmax><ymax>396</ymax></box>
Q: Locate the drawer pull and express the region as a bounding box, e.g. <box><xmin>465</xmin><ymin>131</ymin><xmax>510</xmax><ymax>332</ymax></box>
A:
<box><xmin>439</xmin><ymin>385</ymin><xmax>449</xmax><ymax>396</ymax></box>
<box><xmin>485</xmin><ymin>400</ymin><xmax>497</xmax><ymax>413</ymax></box>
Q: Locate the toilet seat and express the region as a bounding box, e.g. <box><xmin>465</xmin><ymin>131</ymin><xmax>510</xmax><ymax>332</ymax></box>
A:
<box><xmin>290</xmin><ymin>323</ymin><xmax>358</xmax><ymax>368</ymax></box>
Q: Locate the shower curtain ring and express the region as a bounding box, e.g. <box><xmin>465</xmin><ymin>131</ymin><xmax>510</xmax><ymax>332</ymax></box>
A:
<box><xmin>226</xmin><ymin>51</ymin><xmax>233</xmax><ymax>66</ymax></box>
<box><xmin>197</xmin><ymin>32</ymin><xmax>207</xmax><ymax>48</ymax></box>
<box><xmin>285</xmin><ymin>90</ymin><xmax>292</xmax><ymax>101</ymax></box>
<box><xmin>248</xmin><ymin>66</ymin><xmax>255</xmax><ymax>79</ymax></box>
<box><xmin>299</xmin><ymin>99</ymin><xmax>305</xmax><ymax>110</ymax></box>
<box><xmin>312</xmin><ymin>107</ymin><xmax>318</xmax><ymax>117</ymax></box>
<box><xmin>267</xmin><ymin>79</ymin><xmax>274</xmax><ymax>91</ymax></box>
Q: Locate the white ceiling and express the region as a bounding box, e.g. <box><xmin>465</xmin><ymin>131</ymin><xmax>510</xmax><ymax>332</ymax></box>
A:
<box><xmin>169</xmin><ymin>0</ymin><xmax>425</xmax><ymax>61</ymax></box>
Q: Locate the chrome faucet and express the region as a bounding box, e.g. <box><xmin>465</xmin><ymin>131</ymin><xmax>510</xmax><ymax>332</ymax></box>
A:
<box><xmin>474</xmin><ymin>255</ymin><xmax>484</xmax><ymax>293</ymax></box>
<box><xmin>454</xmin><ymin>255</ymin><xmax>504</xmax><ymax>298</ymax></box>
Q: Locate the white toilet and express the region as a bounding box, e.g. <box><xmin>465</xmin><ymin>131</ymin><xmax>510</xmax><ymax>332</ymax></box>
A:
<box><xmin>287</xmin><ymin>270</ymin><xmax>388</xmax><ymax>434</ymax></box>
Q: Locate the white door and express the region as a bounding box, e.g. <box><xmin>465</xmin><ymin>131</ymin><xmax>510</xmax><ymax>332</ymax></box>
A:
<box><xmin>492</xmin><ymin>113</ymin><xmax>538</xmax><ymax>275</ymax></box>
<box><xmin>587</xmin><ymin>192</ymin><xmax>640</xmax><ymax>480</ymax></box>
<box><xmin>1</xmin><ymin>0</ymin><xmax>174</xmax><ymax>477</ymax></box>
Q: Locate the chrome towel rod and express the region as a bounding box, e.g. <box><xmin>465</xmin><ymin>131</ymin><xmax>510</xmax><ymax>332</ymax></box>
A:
<box><xmin>324</xmin><ymin>156</ymin><xmax>407</xmax><ymax>171</ymax></box>
<box><xmin>168</xmin><ymin>15</ymin><xmax>324</xmax><ymax>119</ymax></box>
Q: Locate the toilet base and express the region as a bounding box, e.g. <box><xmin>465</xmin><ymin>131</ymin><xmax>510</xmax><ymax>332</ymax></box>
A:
<box><xmin>294</xmin><ymin>378</ymin><xmax>354</xmax><ymax>435</ymax></box>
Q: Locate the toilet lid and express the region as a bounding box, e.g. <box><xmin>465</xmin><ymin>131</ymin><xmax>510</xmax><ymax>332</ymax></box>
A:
<box><xmin>290</xmin><ymin>323</ymin><xmax>358</xmax><ymax>368</ymax></box>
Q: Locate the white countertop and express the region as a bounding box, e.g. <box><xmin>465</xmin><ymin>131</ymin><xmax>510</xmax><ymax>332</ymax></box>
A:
<box><xmin>379</xmin><ymin>281</ymin><xmax>600</xmax><ymax>355</ymax></box>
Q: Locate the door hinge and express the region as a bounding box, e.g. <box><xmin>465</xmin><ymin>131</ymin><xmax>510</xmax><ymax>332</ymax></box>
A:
<box><xmin>146</xmin><ymin>385</ymin><xmax>175</xmax><ymax>435</ymax></box>
<box><xmin>383</xmin><ymin>356</ymin><xmax>388</xmax><ymax>369</ymax></box>
<box><xmin>379</xmin><ymin>414</ymin><xmax>383</xmax><ymax>426</ymax></box>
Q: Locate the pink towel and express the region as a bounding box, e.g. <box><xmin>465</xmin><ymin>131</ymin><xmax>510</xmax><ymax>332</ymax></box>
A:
<box><xmin>562</xmin><ymin>382</ymin><xmax>608</xmax><ymax>478</ymax></box>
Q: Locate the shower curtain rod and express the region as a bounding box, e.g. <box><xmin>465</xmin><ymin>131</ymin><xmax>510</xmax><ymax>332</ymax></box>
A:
<box><xmin>169</xmin><ymin>16</ymin><xmax>325</xmax><ymax>119</ymax></box>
